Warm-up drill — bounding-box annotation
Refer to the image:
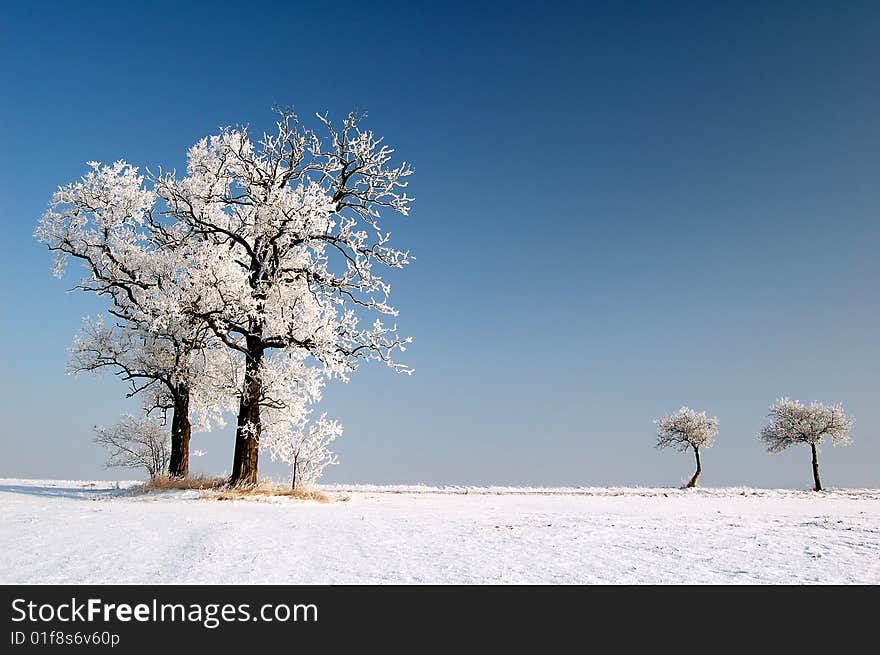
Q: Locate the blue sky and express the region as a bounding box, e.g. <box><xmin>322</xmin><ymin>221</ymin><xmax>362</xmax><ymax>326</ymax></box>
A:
<box><xmin>1</xmin><ymin>1</ymin><xmax>877</xmax><ymax>487</ymax></box>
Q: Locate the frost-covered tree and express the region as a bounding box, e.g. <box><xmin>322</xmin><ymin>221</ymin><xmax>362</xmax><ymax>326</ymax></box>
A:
<box><xmin>258</xmin><ymin>355</ymin><xmax>343</xmax><ymax>489</ymax></box>
<box><xmin>35</xmin><ymin>108</ymin><xmax>415</xmax><ymax>487</ymax></box>
<box><xmin>263</xmin><ymin>408</ymin><xmax>342</xmax><ymax>490</ymax></box>
<box><xmin>94</xmin><ymin>414</ymin><xmax>170</xmax><ymax>478</ymax></box>
<box><xmin>67</xmin><ymin>317</ymin><xmax>228</xmax><ymax>477</ymax></box>
<box><xmin>35</xmin><ymin>162</ymin><xmax>221</xmax><ymax>477</ymax></box>
<box><xmin>759</xmin><ymin>398</ymin><xmax>853</xmax><ymax>491</ymax></box>
<box><xmin>655</xmin><ymin>407</ymin><xmax>719</xmax><ymax>488</ymax></box>
<box><xmin>153</xmin><ymin>108</ymin><xmax>414</xmax><ymax>485</ymax></box>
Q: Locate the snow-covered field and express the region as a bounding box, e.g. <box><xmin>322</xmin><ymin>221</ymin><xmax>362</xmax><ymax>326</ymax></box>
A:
<box><xmin>1</xmin><ymin>479</ymin><xmax>878</xmax><ymax>584</ymax></box>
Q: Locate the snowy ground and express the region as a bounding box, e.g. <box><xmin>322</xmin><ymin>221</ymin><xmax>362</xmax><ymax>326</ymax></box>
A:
<box><xmin>1</xmin><ymin>479</ymin><xmax>878</xmax><ymax>584</ymax></box>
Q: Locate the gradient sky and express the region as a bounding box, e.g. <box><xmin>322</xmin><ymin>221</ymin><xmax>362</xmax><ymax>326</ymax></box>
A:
<box><xmin>1</xmin><ymin>1</ymin><xmax>877</xmax><ymax>488</ymax></box>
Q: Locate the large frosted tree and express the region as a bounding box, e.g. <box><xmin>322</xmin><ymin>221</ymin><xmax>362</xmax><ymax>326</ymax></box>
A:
<box><xmin>655</xmin><ymin>406</ymin><xmax>719</xmax><ymax>488</ymax></box>
<box><xmin>35</xmin><ymin>108</ymin><xmax>415</xmax><ymax>487</ymax></box>
<box><xmin>759</xmin><ymin>398</ymin><xmax>853</xmax><ymax>491</ymax></box>
<box><xmin>35</xmin><ymin>162</ymin><xmax>222</xmax><ymax>477</ymax></box>
<box><xmin>153</xmin><ymin>109</ymin><xmax>414</xmax><ymax>485</ymax></box>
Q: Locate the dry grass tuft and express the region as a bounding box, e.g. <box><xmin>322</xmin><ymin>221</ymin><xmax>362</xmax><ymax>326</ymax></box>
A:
<box><xmin>201</xmin><ymin>481</ymin><xmax>332</xmax><ymax>503</ymax></box>
<box><xmin>143</xmin><ymin>474</ymin><xmax>228</xmax><ymax>492</ymax></box>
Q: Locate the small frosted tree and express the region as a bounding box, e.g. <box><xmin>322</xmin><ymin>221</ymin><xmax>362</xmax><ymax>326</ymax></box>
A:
<box><xmin>258</xmin><ymin>354</ymin><xmax>343</xmax><ymax>489</ymax></box>
<box><xmin>759</xmin><ymin>398</ymin><xmax>853</xmax><ymax>491</ymax></box>
<box><xmin>655</xmin><ymin>407</ymin><xmax>718</xmax><ymax>488</ymax></box>
<box><xmin>94</xmin><ymin>414</ymin><xmax>170</xmax><ymax>478</ymax></box>
<box><xmin>264</xmin><ymin>414</ymin><xmax>342</xmax><ymax>490</ymax></box>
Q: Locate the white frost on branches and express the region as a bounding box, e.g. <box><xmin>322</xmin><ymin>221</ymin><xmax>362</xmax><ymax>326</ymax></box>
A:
<box><xmin>263</xmin><ymin>411</ymin><xmax>342</xmax><ymax>489</ymax></box>
<box><xmin>152</xmin><ymin>109</ymin><xmax>415</xmax><ymax>381</ymax></box>
<box><xmin>655</xmin><ymin>406</ymin><xmax>718</xmax><ymax>452</ymax></box>
<box><xmin>67</xmin><ymin>316</ymin><xmax>223</xmax><ymax>424</ymax></box>
<box><xmin>258</xmin><ymin>354</ymin><xmax>343</xmax><ymax>488</ymax></box>
<box><xmin>149</xmin><ymin>108</ymin><xmax>415</xmax><ymax>484</ymax></box>
<box><xmin>93</xmin><ymin>414</ymin><xmax>170</xmax><ymax>477</ymax></box>
<box><xmin>35</xmin><ymin>160</ymin><xmax>231</xmax><ymax>477</ymax></box>
<box><xmin>35</xmin><ymin>161</ymin><xmax>157</xmax><ymax>281</ymax></box>
<box><xmin>759</xmin><ymin>398</ymin><xmax>853</xmax><ymax>453</ymax></box>
<box><xmin>36</xmin><ymin>107</ymin><xmax>417</xmax><ymax>484</ymax></box>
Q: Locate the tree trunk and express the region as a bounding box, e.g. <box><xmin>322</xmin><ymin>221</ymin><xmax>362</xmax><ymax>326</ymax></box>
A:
<box><xmin>685</xmin><ymin>446</ymin><xmax>702</xmax><ymax>488</ymax></box>
<box><xmin>810</xmin><ymin>442</ymin><xmax>822</xmax><ymax>492</ymax></box>
<box><xmin>168</xmin><ymin>388</ymin><xmax>191</xmax><ymax>478</ymax></box>
<box><xmin>230</xmin><ymin>341</ymin><xmax>263</xmax><ymax>487</ymax></box>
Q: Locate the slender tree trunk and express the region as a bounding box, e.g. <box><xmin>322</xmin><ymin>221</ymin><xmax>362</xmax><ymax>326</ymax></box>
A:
<box><xmin>685</xmin><ymin>446</ymin><xmax>702</xmax><ymax>488</ymax></box>
<box><xmin>810</xmin><ymin>442</ymin><xmax>822</xmax><ymax>491</ymax></box>
<box><xmin>231</xmin><ymin>340</ymin><xmax>263</xmax><ymax>486</ymax></box>
<box><xmin>168</xmin><ymin>387</ymin><xmax>191</xmax><ymax>478</ymax></box>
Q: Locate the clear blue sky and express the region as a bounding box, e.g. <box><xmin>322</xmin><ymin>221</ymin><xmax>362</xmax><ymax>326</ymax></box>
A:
<box><xmin>1</xmin><ymin>1</ymin><xmax>877</xmax><ymax>488</ymax></box>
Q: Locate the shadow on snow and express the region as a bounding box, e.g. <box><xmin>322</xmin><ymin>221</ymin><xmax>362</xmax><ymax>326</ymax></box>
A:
<box><xmin>0</xmin><ymin>484</ymin><xmax>130</xmax><ymax>500</ymax></box>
